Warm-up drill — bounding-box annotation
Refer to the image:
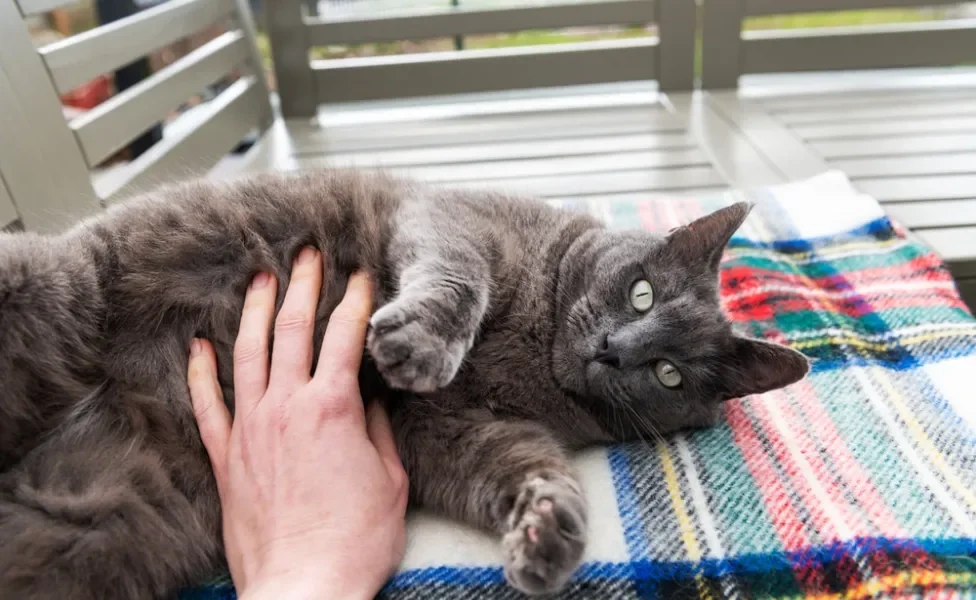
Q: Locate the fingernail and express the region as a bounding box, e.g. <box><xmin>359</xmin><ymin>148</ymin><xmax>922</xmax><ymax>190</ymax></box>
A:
<box><xmin>190</xmin><ymin>338</ymin><xmax>203</xmax><ymax>357</ymax></box>
<box><xmin>250</xmin><ymin>272</ymin><xmax>270</xmax><ymax>289</ymax></box>
<box><xmin>297</xmin><ymin>247</ymin><xmax>317</xmax><ymax>265</ymax></box>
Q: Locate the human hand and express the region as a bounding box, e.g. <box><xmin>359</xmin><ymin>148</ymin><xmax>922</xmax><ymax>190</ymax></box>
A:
<box><xmin>187</xmin><ymin>248</ymin><xmax>409</xmax><ymax>600</ymax></box>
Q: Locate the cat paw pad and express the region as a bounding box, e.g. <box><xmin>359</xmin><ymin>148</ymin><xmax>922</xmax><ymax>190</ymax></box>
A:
<box><xmin>502</xmin><ymin>474</ymin><xmax>587</xmax><ymax>596</ymax></box>
<box><xmin>367</xmin><ymin>303</ymin><xmax>469</xmax><ymax>393</ymax></box>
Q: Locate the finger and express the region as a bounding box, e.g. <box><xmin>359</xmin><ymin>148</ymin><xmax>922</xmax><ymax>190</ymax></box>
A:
<box><xmin>268</xmin><ymin>247</ymin><xmax>324</xmax><ymax>391</ymax></box>
<box><xmin>188</xmin><ymin>338</ymin><xmax>231</xmax><ymax>490</ymax></box>
<box><xmin>233</xmin><ymin>271</ymin><xmax>278</xmax><ymax>415</ymax></box>
<box><xmin>314</xmin><ymin>271</ymin><xmax>373</xmax><ymax>387</ymax></box>
<box><xmin>366</xmin><ymin>400</ymin><xmax>407</xmax><ymax>493</ymax></box>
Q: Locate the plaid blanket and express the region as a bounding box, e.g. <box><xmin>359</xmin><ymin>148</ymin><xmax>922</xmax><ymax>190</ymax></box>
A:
<box><xmin>182</xmin><ymin>171</ymin><xmax>976</xmax><ymax>599</ymax></box>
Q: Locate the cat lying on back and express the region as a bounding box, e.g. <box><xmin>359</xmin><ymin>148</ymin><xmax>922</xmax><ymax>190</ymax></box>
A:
<box><xmin>0</xmin><ymin>168</ymin><xmax>808</xmax><ymax>599</ymax></box>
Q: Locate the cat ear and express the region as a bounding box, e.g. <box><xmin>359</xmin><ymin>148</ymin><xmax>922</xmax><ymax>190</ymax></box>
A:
<box><xmin>666</xmin><ymin>202</ymin><xmax>753</xmax><ymax>270</ymax></box>
<box><xmin>719</xmin><ymin>336</ymin><xmax>810</xmax><ymax>401</ymax></box>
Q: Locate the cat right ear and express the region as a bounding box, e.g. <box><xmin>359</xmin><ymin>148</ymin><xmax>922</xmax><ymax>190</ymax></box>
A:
<box><xmin>719</xmin><ymin>336</ymin><xmax>810</xmax><ymax>401</ymax></box>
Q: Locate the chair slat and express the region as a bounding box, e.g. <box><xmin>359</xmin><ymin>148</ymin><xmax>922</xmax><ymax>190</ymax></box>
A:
<box><xmin>39</xmin><ymin>0</ymin><xmax>236</xmax><ymax>95</ymax></box>
<box><xmin>71</xmin><ymin>31</ymin><xmax>250</xmax><ymax>167</ymax></box>
<box><xmin>98</xmin><ymin>77</ymin><xmax>266</xmax><ymax>203</ymax></box>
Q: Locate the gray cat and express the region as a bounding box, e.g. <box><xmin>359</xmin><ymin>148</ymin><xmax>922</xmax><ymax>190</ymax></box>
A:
<box><xmin>0</xmin><ymin>168</ymin><xmax>808</xmax><ymax>599</ymax></box>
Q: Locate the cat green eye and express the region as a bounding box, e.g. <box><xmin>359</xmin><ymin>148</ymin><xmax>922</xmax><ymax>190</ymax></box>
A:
<box><xmin>630</xmin><ymin>279</ymin><xmax>654</xmax><ymax>312</ymax></box>
<box><xmin>654</xmin><ymin>361</ymin><xmax>682</xmax><ymax>388</ymax></box>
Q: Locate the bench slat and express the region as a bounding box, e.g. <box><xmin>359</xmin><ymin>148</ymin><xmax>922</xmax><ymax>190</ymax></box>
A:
<box><xmin>322</xmin><ymin>131</ymin><xmax>698</xmax><ymax>168</ymax></box>
<box><xmin>836</xmin><ymin>153</ymin><xmax>976</xmax><ymax>179</ymax></box>
<box><xmin>886</xmin><ymin>200</ymin><xmax>976</xmax><ymax>230</ymax></box>
<box><xmin>39</xmin><ymin>0</ymin><xmax>236</xmax><ymax>95</ymax></box>
<box><xmin>72</xmin><ymin>31</ymin><xmax>250</xmax><ymax>168</ymax></box>
<box><xmin>323</xmin><ymin>148</ymin><xmax>710</xmax><ymax>182</ymax></box>
<box><xmin>98</xmin><ymin>77</ymin><xmax>265</xmax><ymax>202</ymax></box>
<box><xmin>792</xmin><ymin>117</ymin><xmax>976</xmax><ymax>140</ymax></box>
<box><xmin>450</xmin><ymin>166</ymin><xmax>725</xmax><ymax>197</ymax></box>
<box><xmin>858</xmin><ymin>175</ymin><xmax>976</xmax><ymax>203</ymax></box>
<box><xmin>776</xmin><ymin>100</ymin><xmax>976</xmax><ymax>125</ymax></box>
<box><xmin>812</xmin><ymin>134</ymin><xmax>976</xmax><ymax>159</ymax></box>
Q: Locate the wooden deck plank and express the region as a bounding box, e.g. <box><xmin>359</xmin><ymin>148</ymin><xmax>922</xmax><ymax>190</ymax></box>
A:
<box><xmin>774</xmin><ymin>100</ymin><xmax>976</xmax><ymax>125</ymax></box>
<box><xmin>791</xmin><ymin>117</ymin><xmax>976</xmax><ymax>140</ymax></box>
<box><xmin>886</xmin><ymin>200</ymin><xmax>976</xmax><ymax>230</ymax></box>
<box><xmin>314</xmin><ymin>148</ymin><xmax>711</xmax><ymax>183</ymax></box>
<box><xmin>446</xmin><ymin>166</ymin><xmax>725</xmax><ymax>197</ymax></box>
<box><xmin>914</xmin><ymin>227</ymin><xmax>976</xmax><ymax>279</ymax></box>
<box><xmin>292</xmin><ymin>113</ymin><xmax>684</xmax><ymax>153</ymax></box>
<box><xmin>836</xmin><ymin>153</ymin><xmax>976</xmax><ymax>179</ymax></box>
<box><xmin>320</xmin><ymin>131</ymin><xmax>698</xmax><ymax>168</ymax></box>
<box><xmin>856</xmin><ymin>175</ymin><xmax>976</xmax><ymax>203</ymax></box>
<box><xmin>761</xmin><ymin>88</ymin><xmax>976</xmax><ymax>113</ymax></box>
<box><xmin>811</xmin><ymin>134</ymin><xmax>976</xmax><ymax>159</ymax></box>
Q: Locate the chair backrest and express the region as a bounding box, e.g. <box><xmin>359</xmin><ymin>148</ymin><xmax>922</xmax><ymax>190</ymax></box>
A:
<box><xmin>264</xmin><ymin>0</ymin><xmax>697</xmax><ymax>118</ymax></box>
<box><xmin>701</xmin><ymin>0</ymin><xmax>976</xmax><ymax>88</ymax></box>
<box><xmin>0</xmin><ymin>0</ymin><xmax>273</xmax><ymax>233</ymax></box>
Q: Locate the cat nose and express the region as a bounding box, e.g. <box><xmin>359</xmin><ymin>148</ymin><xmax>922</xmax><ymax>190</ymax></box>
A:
<box><xmin>594</xmin><ymin>335</ymin><xmax>620</xmax><ymax>368</ymax></box>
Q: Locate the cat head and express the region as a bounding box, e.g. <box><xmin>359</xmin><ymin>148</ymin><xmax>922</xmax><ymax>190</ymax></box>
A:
<box><xmin>552</xmin><ymin>201</ymin><xmax>809</xmax><ymax>438</ymax></box>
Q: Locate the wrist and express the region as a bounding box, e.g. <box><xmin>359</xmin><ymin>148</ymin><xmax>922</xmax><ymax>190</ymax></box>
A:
<box><xmin>238</xmin><ymin>569</ymin><xmax>374</xmax><ymax>600</ymax></box>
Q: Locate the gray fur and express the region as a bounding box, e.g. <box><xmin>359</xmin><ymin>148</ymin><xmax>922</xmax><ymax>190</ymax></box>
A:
<box><xmin>0</xmin><ymin>168</ymin><xmax>808</xmax><ymax>598</ymax></box>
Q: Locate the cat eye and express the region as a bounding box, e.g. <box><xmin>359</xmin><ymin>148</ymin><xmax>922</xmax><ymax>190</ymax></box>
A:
<box><xmin>629</xmin><ymin>279</ymin><xmax>654</xmax><ymax>312</ymax></box>
<box><xmin>654</xmin><ymin>361</ymin><xmax>682</xmax><ymax>388</ymax></box>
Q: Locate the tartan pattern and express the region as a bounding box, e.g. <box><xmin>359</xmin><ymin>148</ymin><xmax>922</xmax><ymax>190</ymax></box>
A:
<box><xmin>181</xmin><ymin>172</ymin><xmax>976</xmax><ymax>599</ymax></box>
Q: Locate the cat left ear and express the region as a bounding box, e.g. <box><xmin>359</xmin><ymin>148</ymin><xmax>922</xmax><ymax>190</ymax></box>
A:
<box><xmin>719</xmin><ymin>336</ymin><xmax>810</xmax><ymax>401</ymax></box>
<box><xmin>666</xmin><ymin>201</ymin><xmax>753</xmax><ymax>271</ymax></box>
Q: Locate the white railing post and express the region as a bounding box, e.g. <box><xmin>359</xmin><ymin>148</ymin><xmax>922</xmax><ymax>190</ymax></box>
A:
<box><xmin>264</xmin><ymin>0</ymin><xmax>317</xmax><ymax>118</ymax></box>
<box><xmin>701</xmin><ymin>0</ymin><xmax>745</xmax><ymax>88</ymax></box>
<box><xmin>656</xmin><ymin>0</ymin><xmax>696</xmax><ymax>91</ymax></box>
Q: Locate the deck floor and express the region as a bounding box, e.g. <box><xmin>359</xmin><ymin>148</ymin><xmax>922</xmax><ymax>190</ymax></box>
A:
<box><xmin>225</xmin><ymin>72</ymin><xmax>976</xmax><ymax>310</ymax></box>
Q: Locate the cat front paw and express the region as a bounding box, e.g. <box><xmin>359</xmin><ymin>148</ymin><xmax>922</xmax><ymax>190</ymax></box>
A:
<box><xmin>367</xmin><ymin>301</ymin><xmax>471</xmax><ymax>393</ymax></box>
<box><xmin>502</xmin><ymin>473</ymin><xmax>587</xmax><ymax>596</ymax></box>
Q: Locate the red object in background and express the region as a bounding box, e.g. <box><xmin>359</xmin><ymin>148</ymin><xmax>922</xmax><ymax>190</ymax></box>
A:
<box><xmin>60</xmin><ymin>75</ymin><xmax>112</xmax><ymax>110</ymax></box>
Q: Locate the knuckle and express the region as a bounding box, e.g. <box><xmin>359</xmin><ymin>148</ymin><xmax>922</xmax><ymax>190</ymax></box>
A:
<box><xmin>275</xmin><ymin>310</ymin><xmax>314</xmax><ymax>334</ymax></box>
<box><xmin>233</xmin><ymin>336</ymin><xmax>264</xmax><ymax>364</ymax></box>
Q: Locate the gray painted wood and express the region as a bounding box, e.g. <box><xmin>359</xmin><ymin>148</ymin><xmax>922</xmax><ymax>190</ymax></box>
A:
<box><xmin>763</xmin><ymin>89</ymin><xmax>976</xmax><ymax>114</ymax></box>
<box><xmin>745</xmin><ymin>0</ymin><xmax>962</xmax><ymax>16</ymax></box>
<box><xmin>0</xmin><ymin>3</ymin><xmax>99</xmax><ymax>233</ymax></box>
<box><xmin>915</xmin><ymin>227</ymin><xmax>976</xmax><ymax>279</ymax></box>
<box><xmin>956</xmin><ymin>278</ymin><xmax>976</xmax><ymax>313</ymax></box>
<box><xmin>290</xmin><ymin>104</ymin><xmax>682</xmax><ymax>153</ymax></box>
<box><xmin>314</xmin><ymin>38</ymin><xmax>659</xmax><ymax>103</ymax></box>
<box><xmin>668</xmin><ymin>92</ymin><xmax>785</xmax><ymax>187</ymax></box>
<box><xmin>320</xmin><ymin>148</ymin><xmax>711</xmax><ymax>182</ymax></box>
<box><xmin>98</xmin><ymin>77</ymin><xmax>267</xmax><ymax>202</ymax></box>
<box><xmin>307</xmin><ymin>0</ymin><xmax>656</xmax><ymax>45</ymax></box>
<box><xmin>885</xmin><ymin>200</ymin><xmax>976</xmax><ymax>230</ymax></box>
<box><xmin>857</xmin><ymin>175</ymin><xmax>976</xmax><ymax>203</ymax></box>
<box><xmin>701</xmin><ymin>91</ymin><xmax>830</xmax><ymax>182</ymax></box>
<box><xmin>742</xmin><ymin>20</ymin><xmax>976</xmax><ymax>76</ymax></box>
<box><xmin>71</xmin><ymin>31</ymin><xmax>251</xmax><ymax>167</ymax></box>
<box><xmin>453</xmin><ymin>166</ymin><xmax>725</xmax><ymax>197</ymax></box>
<box><xmin>811</xmin><ymin>134</ymin><xmax>976</xmax><ymax>159</ymax></box>
<box><xmin>791</xmin><ymin>117</ymin><xmax>976</xmax><ymax>140</ymax></box>
<box><xmin>701</xmin><ymin>0</ymin><xmax>745</xmax><ymax>89</ymax></box>
<box><xmin>265</xmin><ymin>0</ymin><xmax>317</xmax><ymax>117</ymax></box>
<box><xmin>656</xmin><ymin>0</ymin><xmax>696</xmax><ymax>91</ymax></box>
<box><xmin>39</xmin><ymin>0</ymin><xmax>236</xmax><ymax>95</ymax></box>
<box><xmin>230</xmin><ymin>0</ymin><xmax>276</xmax><ymax>128</ymax></box>
<box><xmin>836</xmin><ymin>153</ymin><xmax>976</xmax><ymax>179</ymax></box>
<box><xmin>775</xmin><ymin>100</ymin><xmax>976</xmax><ymax>125</ymax></box>
<box><xmin>323</xmin><ymin>131</ymin><xmax>698</xmax><ymax>168</ymax></box>
<box><xmin>0</xmin><ymin>176</ymin><xmax>18</xmax><ymax>229</ymax></box>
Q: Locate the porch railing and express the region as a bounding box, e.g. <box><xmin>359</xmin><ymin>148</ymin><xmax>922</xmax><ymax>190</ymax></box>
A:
<box><xmin>266</xmin><ymin>0</ymin><xmax>696</xmax><ymax>117</ymax></box>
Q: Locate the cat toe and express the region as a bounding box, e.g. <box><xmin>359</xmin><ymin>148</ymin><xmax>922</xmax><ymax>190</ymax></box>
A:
<box><xmin>502</xmin><ymin>474</ymin><xmax>587</xmax><ymax>596</ymax></box>
<box><xmin>368</xmin><ymin>305</ymin><xmax>468</xmax><ymax>393</ymax></box>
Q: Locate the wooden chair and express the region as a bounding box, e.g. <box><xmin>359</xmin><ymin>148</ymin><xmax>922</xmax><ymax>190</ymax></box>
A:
<box><xmin>0</xmin><ymin>0</ymin><xmax>272</xmax><ymax>233</ymax></box>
